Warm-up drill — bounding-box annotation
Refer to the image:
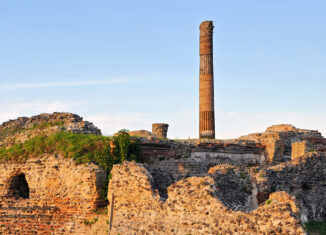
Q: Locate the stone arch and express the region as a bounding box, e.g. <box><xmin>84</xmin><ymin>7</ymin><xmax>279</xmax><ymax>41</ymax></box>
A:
<box><xmin>7</xmin><ymin>173</ymin><xmax>30</xmax><ymax>199</ymax></box>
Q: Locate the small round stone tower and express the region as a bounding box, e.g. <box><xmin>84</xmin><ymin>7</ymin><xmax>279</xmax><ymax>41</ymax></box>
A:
<box><xmin>152</xmin><ymin>123</ymin><xmax>169</xmax><ymax>138</ymax></box>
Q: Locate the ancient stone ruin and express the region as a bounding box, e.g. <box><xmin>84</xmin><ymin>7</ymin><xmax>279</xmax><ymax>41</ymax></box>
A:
<box><xmin>0</xmin><ymin>112</ymin><xmax>101</xmax><ymax>147</ymax></box>
<box><xmin>0</xmin><ymin>21</ymin><xmax>324</xmax><ymax>235</ymax></box>
<box><xmin>0</xmin><ymin>113</ymin><xmax>325</xmax><ymax>234</ymax></box>
<box><xmin>152</xmin><ymin>123</ymin><xmax>169</xmax><ymax>138</ymax></box>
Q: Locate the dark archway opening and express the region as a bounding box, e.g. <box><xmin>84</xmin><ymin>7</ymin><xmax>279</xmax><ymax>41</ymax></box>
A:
<box><xmin>8</xmin><ymin>174</ymin><xmax>30</xmax><ymax>199</ymax></box>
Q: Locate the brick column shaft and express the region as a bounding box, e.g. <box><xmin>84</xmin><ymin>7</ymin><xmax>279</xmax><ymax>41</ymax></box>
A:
<box><xmin>199</xmin><ymin>21</ymin><xmax>215</xmax><ymax>139</ymax></box>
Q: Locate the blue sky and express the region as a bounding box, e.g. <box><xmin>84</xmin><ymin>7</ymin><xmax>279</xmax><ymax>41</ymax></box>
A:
<box><xmin>0</xmin><ymin>1</ymin><xmax>325</xmax><ymax>138</ymax></box>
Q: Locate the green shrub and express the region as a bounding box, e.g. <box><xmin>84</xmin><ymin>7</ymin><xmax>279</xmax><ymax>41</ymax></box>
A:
<box><xmin>83</xmin><ymin>217</ymin><xmax>98</xmax><ymax>226</ymax></box>
<box><xmin>116</xmin><ymin>129</ymin><xmax>130</xmax><ymax>162</ymax></box>
<box><xmin>304</xmin><ymin>221</ymin><xmax>326</xmax><ymax>234</ymax></box>
<box><xmin>83</xmin><ymin>219</ymin><xmax>92</xmax><ymax>225</ymax></box>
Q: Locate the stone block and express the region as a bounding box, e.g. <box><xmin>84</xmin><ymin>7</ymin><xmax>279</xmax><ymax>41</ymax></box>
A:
<box><xmin>292</xmin><ymin>141</ymin><xmax>307</xmax><ymax>160</ymax></box>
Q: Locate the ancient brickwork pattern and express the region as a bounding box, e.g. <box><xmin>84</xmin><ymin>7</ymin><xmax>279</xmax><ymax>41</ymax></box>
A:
<box><xmin>152</xmin><ymin>123</ymin><xmax>169</xmax><ymax>138</ymax></box>
<box><xmin>0</xmin><ymin>155</ymin><xmax>107</xmax><ymax>234</ymax></box>
<box><xmin>239</xmin><ymin>124</ymin><xmax>324</xmax><ymax>165</ymax></box>
<box><xmin>140</xmin><ymin>138</ymin><xmax>266</xmax><ymax>190</ymax></box>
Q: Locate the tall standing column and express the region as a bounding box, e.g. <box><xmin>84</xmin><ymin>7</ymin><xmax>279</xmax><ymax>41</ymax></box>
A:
<box><xmin>199</xmin><ymin>21</ymin><xmax>215</xmax><ymax>139</ymax></box>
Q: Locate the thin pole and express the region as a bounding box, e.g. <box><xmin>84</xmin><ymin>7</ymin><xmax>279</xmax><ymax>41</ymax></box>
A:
<box><xmin>108</xmin><ymin>193</ymin><xmax>114</xmax><ymax>234</ymax></box>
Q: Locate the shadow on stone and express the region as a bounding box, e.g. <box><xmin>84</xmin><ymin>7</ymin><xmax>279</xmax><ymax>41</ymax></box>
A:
<box><xmin>261</xmin><ymin>153</ymin><xmax>326</xmax><ymax>221</ymax></box>
<box><xmin>208</xmin><ymin>165</ymin><xmax>257</xmax><ymax>212</ymax></box>
<box><xmin>144</xmin><ymin>166</ymin><xmax>174</xmax><ymax>201</ymax></box>
<box><xmin>8</xmin><ymin>173</ymin><xmax>30</xmax><ymax>199</ymax></box>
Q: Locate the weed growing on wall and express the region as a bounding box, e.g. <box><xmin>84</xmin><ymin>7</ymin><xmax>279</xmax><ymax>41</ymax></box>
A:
<box><xmin>0</xmin><ymin>120</ymin><xmax>65</xmax><ymax>143</ymax></box>
<box><xmin>0</xmin><ymin>130</ymin><xmax>141</xmax><ymax>200</ymax></box>
<box><xmin>116</xmin><ymin>129</ymin><xmax>130</xmax><ymax>162</ymax></box>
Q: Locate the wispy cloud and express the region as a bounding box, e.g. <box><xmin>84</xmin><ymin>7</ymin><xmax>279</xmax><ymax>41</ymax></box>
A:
<box><xmin>0</xmin><ymin>79</ymin><xmax>126</xmax><ymax>90</ymax></box>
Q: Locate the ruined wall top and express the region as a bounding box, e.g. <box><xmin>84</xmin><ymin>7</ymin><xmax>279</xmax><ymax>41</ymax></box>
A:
<box><xmin>0</xmin><ymin>112</ymin><xmax>101</xmax><ymax>147</ymax></box>
<box><xmin>199</xmin><ymin>20</ymin><xmax>214</xmax><ymax>35</ymax></box>
<box><xmin>108</xmin><ymin>161</ymin><xmax>305</xmax><ymax>234</ymax></box>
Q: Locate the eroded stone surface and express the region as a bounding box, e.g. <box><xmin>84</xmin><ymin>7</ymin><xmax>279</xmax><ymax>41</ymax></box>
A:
<box><xmin>208</xmin><ymin>164</ymin><xmax>257</xmax><ymax>212</ymax></box>
<box><xmin>239</xmin><ymin>124</ymin><xmax>324</xmax><ymax>165</ymax></box>
<box><xmin>152</xmin><ymin>123</ymin><xmax>169</xmax><ymax>138</ymax></box>
<box><xmin>140</xmin><ymin>138</ymin><xmax>266</xmax><ymax>189</ymax></box>
<box><xmin>1</xmin><ymin>113</ymin><xmax>325</xmax><ymax>234</ymax></box>
<box><xmin>0</xmin><ymin>112</ymin><xmax>101</xmax><ymax>147</ymax></box>
<box><xmin>128</xmin><ymin>130</ymin><xmax>155</xmax><ymax>138</ymax></box>
<box><xmin>251</xmin><ymin>152</ymin><xmax>326</xmax><ymax>222</ymax></box>
<box><xmin>0</xmin><ymin>155</ymin><xmax>108</xmax><ymax>234</ymax></box>
<box><xmin>108</xmin><ymin>161</ymin><xmax>304</xmax><ymax>235</ymax></box>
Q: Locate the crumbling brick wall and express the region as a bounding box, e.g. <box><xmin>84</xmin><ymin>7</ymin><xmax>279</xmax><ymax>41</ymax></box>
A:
<box><xmin>141</xmin><ymin>139</ymin><xmax>266</xmax><ymax>188</ymax></box>
<box><xmin>239</xmin><ymin>124</ymin><xmax>324</xmax><ymax>165</ymax></box>
<box><xmin>0</xmin><ymin>155</ymin><xmax>108</xmax><ymax>234</ymax></box>
<box><xmin>107</xmin><ymin>161</ymin><xmax>304</xmax><ymax>235</ymax></box>
<box><xmin>251</xmin><ymin>153</ymin><xmax>326</xmax><ymax>222</ymax></box>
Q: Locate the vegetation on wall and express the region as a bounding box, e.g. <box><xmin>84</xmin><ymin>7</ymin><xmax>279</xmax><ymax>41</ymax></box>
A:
<box><xmin>0</xmin><ymin>130</ymin><xmax>140</xmax><ymax>163</ymax></box>
<box><xmin>116</xmin><ymin>129</ymin><xmax>130</xmax><ymax>162</ymax></box>
<box><xmin>0</xmin><ymin>120</ymin><xmax>65</xmax><ymax>144</ymax></box>
<box><xmin>0</xmin><ymin>130</ymin><xmax>141</xmax><ymax>200</ymax></box>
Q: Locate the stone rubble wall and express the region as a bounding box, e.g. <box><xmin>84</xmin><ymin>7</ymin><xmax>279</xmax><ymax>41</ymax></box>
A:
<box><xmin>239</xmin><ymin>124</ymin><xmax>324</xmax><ymax>165</ymax></box>
<box><xmin>140</xmin><ymin>140</ymin><xmax>266</xmax><ymax>196</ymax></box>
<box><xmin>251</xmin><ymin>152</ymin><xmax>326</xmax><ymax>222</ymax></box>
<box><xmin>128</xmin><ymin>130</ymin><xmax>156</xmax><ymax>138</ymax></box>
<box><xmin>292</xmin><ymin>140</ymin><xmax>326</xmax><ymax>160</ymax></box>
<box><xmin>0</xmin><ymin>112</ymin><xmax>101</xmax><ymax>147</ymax></box>
<box><xmin>0</xmin><ymin>155</ymin><xmax>108</xmax><ymax>235</ymax></box>
<box><xmin>108</xmin><ymin>161</ymin><xmax>304</xmax><ymax>235</ymax></box>
<box><xmin>0</xmin><ymin>115</ymin><xmax>325</xmax><ymax>234</ymax></box>
<box><xmin>208</xmin><ymin>164</ymin><xmax>257</xmax><ymax>212</ymax></box>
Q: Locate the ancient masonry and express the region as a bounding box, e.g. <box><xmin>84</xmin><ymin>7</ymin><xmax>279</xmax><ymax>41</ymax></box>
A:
<box><xmin>199</xmin><ymin>21</ymin><xmax>215</xmax><ymax>139</ymax></box>
<box><xmin>0</xmin><ymin>21</ymin><xmax>325</xmax><ymax>234</ymax></box>
<box><xmin>0</xmin><ymin>113</ymin><xmax>325</xmax><ymax>234</ymax></box>
<box><xmin>109</xmin><ymin>124</ymin><xmax>326</xmax><ymax>234</ymax></box>
<box><xmin>0</xmin><ymin>113</ymin><xmax>107</xmax><ymax>234</ymax></box>
<box><xmin>152</xmin><ymin>123</ymin><xmax>169</xmax><ymax>138</ymax></box>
